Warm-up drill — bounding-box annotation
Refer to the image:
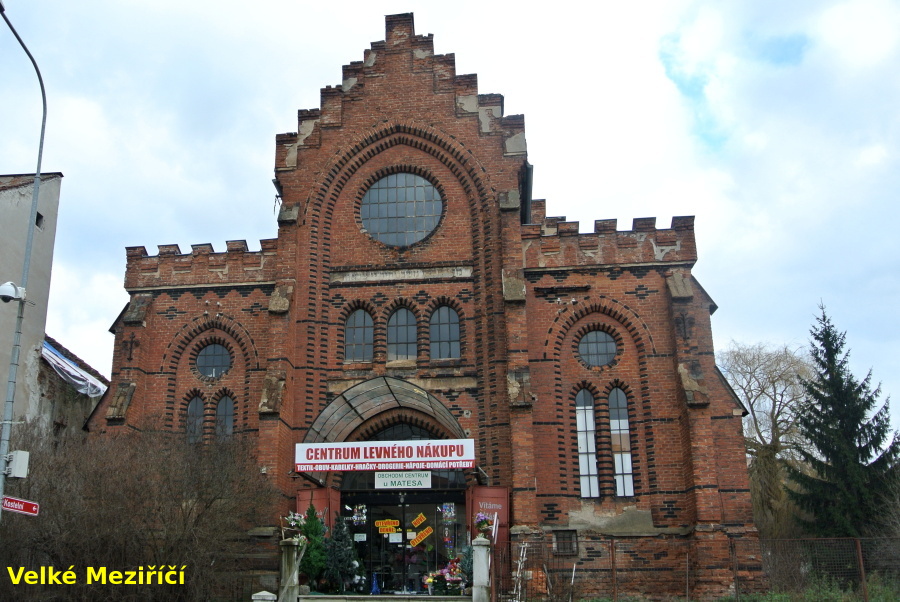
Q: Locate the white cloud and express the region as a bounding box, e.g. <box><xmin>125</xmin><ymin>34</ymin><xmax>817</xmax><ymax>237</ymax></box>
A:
<box><xmin>854</xmin><ymin>144</ymin><xmax>889</xmax><ymax>168</ymax></box>
<box><xmin>816</xmin><ymin>0</ymin><xmax>900</xmax><ymax>70</ymax></box>
<box><xmin>44</xmin><ymin>264</ymin><xmax>127</xmax><ymax>378</ymax></box>
<box><xmin>2</xmin><ymin>0</ymin><xmax>898</xmax><ymax>427</ymax></box>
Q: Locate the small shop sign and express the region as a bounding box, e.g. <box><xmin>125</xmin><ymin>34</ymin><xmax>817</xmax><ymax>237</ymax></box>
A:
<box><xmin>375</xmin><ymin>471</ymin><xmax>431</xmax><ymax>489</ymax></box>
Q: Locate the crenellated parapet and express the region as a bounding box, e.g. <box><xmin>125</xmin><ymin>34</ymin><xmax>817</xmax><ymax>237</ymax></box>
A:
<box><xmin>522</xmin><ymin>201</ymin><xmax>696</xmax><ymax>268</ymax></box>
<box><xmin>124</xmin><ymin>239</ymin><xmax>278</xmax><ymax>290</ymax></box>
<box><xmin>274</xmin><ymin>12</ymin><xmax>526</xmax><ymax>173</ymax></box>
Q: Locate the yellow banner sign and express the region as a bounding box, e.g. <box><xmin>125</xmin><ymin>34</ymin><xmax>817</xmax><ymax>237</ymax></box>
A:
<box><xmin>410</xmin><ymin>526</ymin><xmax>434</xmax><ymax>547</ymax></box>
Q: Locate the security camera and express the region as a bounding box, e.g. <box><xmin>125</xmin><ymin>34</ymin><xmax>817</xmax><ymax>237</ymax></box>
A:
<box><xmin>0</xmin><ymin>282</ymin><xmax>25</xmax><ymax>303</ymax></box>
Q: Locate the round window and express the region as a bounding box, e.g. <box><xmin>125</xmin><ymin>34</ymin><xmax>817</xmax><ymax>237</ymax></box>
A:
<box><xmin>360</xmin><ymin>173</ymin><xmax>443</xmax><ymax>247</ymax></box>
<box><xmin>196</xmin><ymin>344</ymin><xmax>231</xmax><ymax>378</ymax></box>
<box><xmin>578</xmin><ymin>331</ymin><xmax>617</xmax><ymax>367</ymax></box>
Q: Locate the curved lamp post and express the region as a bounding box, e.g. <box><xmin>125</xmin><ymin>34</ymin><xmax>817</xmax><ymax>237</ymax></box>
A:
<box><xmin>0</xmin><ymin>0</ymin><xmax>49</xmax><ymax>524</ymax></box>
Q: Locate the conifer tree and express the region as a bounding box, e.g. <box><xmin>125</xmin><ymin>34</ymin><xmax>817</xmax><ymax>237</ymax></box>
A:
<box><xmin>786</xmin><ymin>307</ymin><xmax>899</xmax><ymax>537</ymax></box>
<box><xmin>324</xmin><ymin>512</ymin><xmax>362</xmax><ymax>592</ymax></box>
<box><xmin>299</xmin><ymin>504</ymin><xmax>327</xmax><ymax>588</ymax></box>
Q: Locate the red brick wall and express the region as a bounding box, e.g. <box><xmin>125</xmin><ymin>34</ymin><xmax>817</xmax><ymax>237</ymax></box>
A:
<box><xmin>88</xmin><ymin>12</ymin><xmax>758</xmax><ymax>596</ymax></box>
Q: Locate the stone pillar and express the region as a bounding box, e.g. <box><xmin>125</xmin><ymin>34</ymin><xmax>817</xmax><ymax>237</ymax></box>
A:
<box><xmin>279</xmin><ymin>538</ymin><xmax>300</xmax><ymax>602</ymax></box>
<box><xmin>473</xmin><ymin>537</ymin><xmax>491</xmax><ymax>602</ymax></box>
<box><xmin>252</xmin><ymin>592</ymin><xmax>277</xmax><ymax>602</ymax></box>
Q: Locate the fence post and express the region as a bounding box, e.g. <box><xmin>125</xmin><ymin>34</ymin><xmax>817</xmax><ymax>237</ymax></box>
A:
<box><xmin>278</xmin><ymin>538</ymin><xmax>302</xmax><ymax>602</ymax></box>
<box><xmin>473</xmin><ymin>536</ymin><xmax>491</xmax><ymax>602</ymax></box>
<box><xmin>609</xmin><ymin>539</ymin><xmax>617</xmax><ymax>602</ymax></box>
<box><xmin>685</xmin><ymin>544</ymin><xmax>690</xmax><ymax>601</ymax></box>
<box><xmin>730</xmin><ymin>538</ymin><xmax>740</xmax><ymax>602</ymax></box>
<box><xmin>855</xmin><ymin>538</ymin><xmax>868</xmax><ymax>602</ymax></box>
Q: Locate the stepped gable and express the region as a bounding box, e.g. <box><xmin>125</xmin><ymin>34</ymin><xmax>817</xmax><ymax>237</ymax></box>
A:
<box><xmin>273</xmin><ymin>13</ymin><xmax>527</xmax><ymax>177</ymax></box>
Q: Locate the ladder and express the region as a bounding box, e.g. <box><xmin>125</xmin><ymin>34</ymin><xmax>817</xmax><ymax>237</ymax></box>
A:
<box><xmin>511</xmin><ymin>543</ymin><xmax>528</xmax><ymax>602</ymax></box>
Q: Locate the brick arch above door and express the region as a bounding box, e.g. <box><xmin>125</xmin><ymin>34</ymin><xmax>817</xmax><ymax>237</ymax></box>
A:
<box><xmin>304</xmin><ymin>376</ymin><xmax>467</xmax><ymax>444</ymax></box>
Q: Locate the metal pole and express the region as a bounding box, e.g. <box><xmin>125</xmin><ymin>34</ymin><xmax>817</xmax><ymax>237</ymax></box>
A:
<box><xmin>0</xmin><ymin>1</ymin><xmax>48</xmax><ymax>525</ymax></box>
<box><xmin>855</xmin><ymin>538</ymin><xmax>868</xmax><ymax>602</ymax></box>
<box><xmin>400</xmin><ymin>492</ymin><xmax>407</xmax><ymax>592</ymax></box>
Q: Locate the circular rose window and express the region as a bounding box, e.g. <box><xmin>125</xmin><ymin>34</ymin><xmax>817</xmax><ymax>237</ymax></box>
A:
<box><xmin>578</xmin><ymin>331</ymin><xmax>617</xmax><ymax>367</ymax></box>
<box><xmin>195</xmin><ymin>343</ymin><xmax>231</xmax><ymax>378</ymax></box>
<box><xmin>360</xmin><ymin>173</ymin><xmax>443</xmax><ymax>247</ymax></box>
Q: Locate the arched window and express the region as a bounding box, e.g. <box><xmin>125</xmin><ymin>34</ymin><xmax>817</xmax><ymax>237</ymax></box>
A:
<box><xmin>216</xmin><ymin>396</ymin><xmax>234</xmax><ymax>440</ymax></box>
<box><xmin>186</xmin><ymin>396</ymin><xmax>203</xmax><ymax>444</ymax></box>
<box><xmin>429</xmin><ymin>306</ymin><xmax>460</xmax><ymax>359</ymax></box>
<box><xmin>609</xmin><ymin>387</ymin><xmax>634</xmax><ymax>497</ymax></box>
<box><xmin>575</xmin><ymin>389</ymin><xmax>599</xmax><ymax>498</ymax></box>
<box><xmin>345</xmin><ymin>309</ymin><xmax>374</xmax><ymax>362</ymax></box>
<box><xmin>387</xmin><ymin>308</ymin><xmax>417</xmax><ymax>361</ymax></box>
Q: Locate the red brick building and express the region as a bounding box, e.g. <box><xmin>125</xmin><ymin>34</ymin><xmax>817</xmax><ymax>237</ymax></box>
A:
<box><xmin>89</xmin><ymin>13</ymin><xmax>756</xmax><ymax>597</ymax></box>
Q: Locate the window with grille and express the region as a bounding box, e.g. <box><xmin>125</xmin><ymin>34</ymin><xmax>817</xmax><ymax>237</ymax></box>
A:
<box><xmin>575</xmin><ymin>388</ymin><xmax>599</xmax><ymax>498</ymax></box>
<box><xmin>578</xmin><ymin>330</ymin><xmax>616</xmax><ymax>367</ymax></box>
<box><xmin>554</xmin><ymin>530</ymin><xmax>578</xmax><ymax>555</ymax></box>
<box><xmin>429</xmin><ymin>306</ymin><xmax>460</xmax><ymax>359</ymax></box>
<box><xmin>196</xmin><ymin>344</ymin><xmax>231</xmax><ymax>378</ymax></box>
<box><xmin>609</xmin><ymin>387</ymin><xmax>634</xmax><ymax>497</ymax></box>
<box><xmin>387</xmin><ymin>308</ymin><xmax>417</xmax><ymax>360</ymax></box>
<box><xmin>345</xmin><ymin>309</ymin><xmax>374</xmax><ymax>362</ymax></box>
<box><xmin>360</xmin><ymin>173</ymin><xmax>443</xmax><ymax>247</ymax></box>
<box><xmin>186</xmin><ymin>397</ymin><xmax>203</xmax><ymax>444</ymax></box>
<box><xmin>216</xmin><ymin>396</ymin><xmax>234</xmax><ymax>440</ymax></box>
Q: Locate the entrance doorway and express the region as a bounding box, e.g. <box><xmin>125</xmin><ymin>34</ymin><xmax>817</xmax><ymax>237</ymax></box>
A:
<box><xmin>338</xmin><ymin>423</ymin><xmax>470</xmax><ymax>593</ymax></box>
<box><xmin>341</xmin><ymin>489</ymin><xmax>467</xmax><ymax>593</ymax></box>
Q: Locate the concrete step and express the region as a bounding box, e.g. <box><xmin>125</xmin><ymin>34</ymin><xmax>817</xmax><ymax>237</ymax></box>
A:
<box><xmin>298</xmin><ymin>593</ymin><xmax>472</xmax><ymax>602</ymax></box>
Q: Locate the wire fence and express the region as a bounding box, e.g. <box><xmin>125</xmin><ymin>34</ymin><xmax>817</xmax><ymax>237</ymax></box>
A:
<box><xmin>734</xmin><ymin>538</ymin><xmax>900</xmax><ymax>600</ymax></box>
<box><xmin>490</xmin><ymin>537</ymin><xmax>900</xmax><ymax>601</ymax></box>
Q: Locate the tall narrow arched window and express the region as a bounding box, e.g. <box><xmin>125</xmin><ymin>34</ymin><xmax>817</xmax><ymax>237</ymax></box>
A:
<box><xmin>609</xmin><ymin>387</ymin><xmax>634</xmax><ymax>497</ymax></box>
<box><xmin>345</xmin><ymin>309</ymin><xmax>374</xmax><ymax>362</ymax></box>
<box><xmin>186</xmin><ymin>396</ymin><xmax>203</xmax><ymax>444</ymax></box>
<box><xmin>216</xmin><ymin>396</ymin><xmax>234</xmax><ymax>440</ymax></box>
<box><xmin>430</xmin><ymin>306</ymin><xmax>460</xmax><ymax>360</ymax></box>
<box><xmin>575</xmin><ymin>389</ymin><xmax>599</xmax><ymax>498</ymax></box>
<box><xmin>387</xmin><ymin>308</ymin><xmax>417</xmax><ymax>361</ymax></box>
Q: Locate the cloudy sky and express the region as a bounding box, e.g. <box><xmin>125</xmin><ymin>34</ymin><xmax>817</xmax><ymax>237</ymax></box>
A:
<box><xmin>2</xmin><ymin>0</ymin><xmax>898</xmax><ymax>427</ymax></box>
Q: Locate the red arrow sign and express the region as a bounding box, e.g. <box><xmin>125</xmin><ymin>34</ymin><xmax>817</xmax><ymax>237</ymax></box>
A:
<box><xmin>2</xmin><ymin>495</ymin><xmax>39</xmax><ymax>516</ymax></box>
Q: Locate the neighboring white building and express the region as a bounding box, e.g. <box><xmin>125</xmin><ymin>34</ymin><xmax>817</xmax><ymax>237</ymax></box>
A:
<box><xmin>0</xmin><ymin>173</ymin><xmax>62</xmax><ymax>424</ymax></box>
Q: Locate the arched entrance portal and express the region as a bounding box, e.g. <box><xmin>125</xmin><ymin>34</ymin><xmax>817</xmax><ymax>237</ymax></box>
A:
<box><xmin>300</xmin><ymin>378</ymin><xmax>474</xmax><ymax>594</ymax></box>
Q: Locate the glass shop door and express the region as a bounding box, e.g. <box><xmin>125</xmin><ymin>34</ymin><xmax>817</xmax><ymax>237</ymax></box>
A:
<box><xmin>344</xmin><ymin>490</ymin><xmax>466</xmax><ymax>594</ymax></box>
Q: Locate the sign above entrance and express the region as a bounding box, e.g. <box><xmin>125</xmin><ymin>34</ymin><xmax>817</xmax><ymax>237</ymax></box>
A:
<box><xmin>295</xmin><ymin>439</ymin><xmax>475</xmax><ymax>472</ymax></box>
<box><xmin>375</xmin><ymin>471</ymin><xmax>431</xmax><ymax>489</ymax></box>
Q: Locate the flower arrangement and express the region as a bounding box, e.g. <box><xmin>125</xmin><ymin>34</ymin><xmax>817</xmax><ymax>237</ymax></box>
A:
<box><xmin>424</xmin><ymin>556</ymin><xmax>465</xmax><ymax>594</ymax></box>
<box><xmin>474</xmin><ymin>511</ymin><xmax>494</xmax><ymax>535</ymax></box>
<box><xmin>282</xmin><ymin>511</ymin><xmax>309</xmax><ymax>545</ymax></box>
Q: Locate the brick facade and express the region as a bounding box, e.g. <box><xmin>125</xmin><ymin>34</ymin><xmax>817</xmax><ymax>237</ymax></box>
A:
<box><xmin>88</xmin><ymin>13</ymin><xmax>758</xmax><ymax>597</ymax></box>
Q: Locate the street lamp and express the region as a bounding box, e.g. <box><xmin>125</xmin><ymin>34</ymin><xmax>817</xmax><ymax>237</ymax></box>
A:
<box><xmin>0</xmin><ymin>0</ymin><xmax>49</xmax><ymax>524</ymax></box>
